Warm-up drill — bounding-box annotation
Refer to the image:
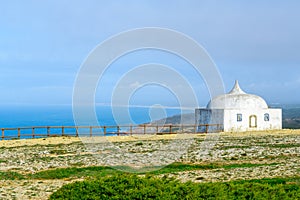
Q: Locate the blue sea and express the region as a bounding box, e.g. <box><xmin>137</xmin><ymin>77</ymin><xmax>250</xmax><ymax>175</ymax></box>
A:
<box><xmin>2</xmin><ymin>104</ymin><xmax>296</xmax><ymax>128</ymax></box>
<box><xmin>1</xmin><ymin>104</ymin><xmax>298</xmax><ymax>139</ymax></box>
<box><xmin>0</xmin><ymin>105</ymin><xmax>187</xmax><ymax>139</ymax></box>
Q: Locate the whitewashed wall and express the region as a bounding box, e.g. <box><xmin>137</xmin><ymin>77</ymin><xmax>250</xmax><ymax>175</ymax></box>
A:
<box><xmin>223</xmin><ymin>108</ymin><xmax>282</xmax><ymax>132</ymax></box>
<box><xmin>196</xmin><ymin>108</ymin><xmax>282</xmax><ymax>132</ymax></box>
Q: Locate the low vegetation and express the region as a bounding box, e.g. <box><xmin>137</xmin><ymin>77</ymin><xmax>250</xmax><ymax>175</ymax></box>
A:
<box><xmin>0</xmin><ymin>162</ymin><xmax>279</xmax><ymax>180</ymax></box>
<box><xmin>50</xmin><ymin>174</ymin><xmax>300</xmax><ymax>200</ymax></box>
<box><xmin>0</xmin><ymin>131</ymin><xmax>299</xmax><ymax>199</ymax></box>
<box><xmin>0</xmin><ymin>171</ymin><xmax>25</xmax><ymax>180</ymax></box>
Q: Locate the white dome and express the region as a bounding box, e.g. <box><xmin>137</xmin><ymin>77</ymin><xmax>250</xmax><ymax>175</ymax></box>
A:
<box><xmin>207</xmin><ymin>81</ymin><xmax>268</xmax><ymax>109</ymax></box>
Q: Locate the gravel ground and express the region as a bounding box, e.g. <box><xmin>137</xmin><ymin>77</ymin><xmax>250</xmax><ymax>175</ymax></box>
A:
<box><xmin>0</xmin><ymin>129</ymin><xmax>299</xmax><ymax>199</ymax></box>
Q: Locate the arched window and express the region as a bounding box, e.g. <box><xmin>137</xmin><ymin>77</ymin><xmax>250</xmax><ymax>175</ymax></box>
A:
<box><xmin>264</xmin><ymin>113</ymin><xmax>270</xmax><ymax>121</ymax></box>
<box><xmin>249</xmin><ymin>115</ymin><xmax>257</xmax><ymax>128</ymax></box>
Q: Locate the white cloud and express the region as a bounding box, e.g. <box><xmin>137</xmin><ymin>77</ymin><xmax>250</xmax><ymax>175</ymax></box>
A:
<box><xmin>129</xmin><ymin>81</ymin><xmax>141</xmax><ymax>89</ymax></box>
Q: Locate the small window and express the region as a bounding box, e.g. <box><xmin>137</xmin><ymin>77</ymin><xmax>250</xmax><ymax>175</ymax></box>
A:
<box><xmin>264</xmin><ymin>113</ymin><xmax>270</xmax><ymax>121</ymax></box>
<box><xmin>237</xmin><ymin>114</ymin><xmax>242</xmax><ymax>122</ymax></box>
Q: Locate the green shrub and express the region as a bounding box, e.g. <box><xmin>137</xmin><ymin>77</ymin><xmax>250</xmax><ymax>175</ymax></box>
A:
<box><xmin>0</xmin><ymin>171</ymin><xmax>25</xmax><ymax>180</ymax></box>
<box><xmin>50</xmin><ymin>174</ymin><xmax>190</xmax><ymax>200</ymax></box>
<box><xmin>50</xmin><ymin>174</ymin><xmax>300</xmax><ymax>200</ymax></box>
<box><xmin>30</xmin><ymin>166</ymin><xmax>116</xmax><ymax>179</ymax></box>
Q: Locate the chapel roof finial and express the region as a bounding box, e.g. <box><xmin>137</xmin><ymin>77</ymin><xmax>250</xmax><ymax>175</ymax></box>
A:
<box><xmin>229</xmin><ymin>80</ymin><xmax>246</xmax><ymax>94</ymax></box>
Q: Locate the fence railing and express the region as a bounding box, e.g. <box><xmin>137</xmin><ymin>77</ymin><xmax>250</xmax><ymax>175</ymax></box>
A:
<box><xmin>0</xmin><ymin>124</ymin><xmax>222</xmax><ymax>140</ymax></box>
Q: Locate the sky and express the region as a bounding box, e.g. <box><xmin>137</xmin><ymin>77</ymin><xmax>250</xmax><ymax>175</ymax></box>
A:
<box><xmin>0</xmin><ymin>0</ymin><xmax>300</xmax><ymax>108</ymax></box>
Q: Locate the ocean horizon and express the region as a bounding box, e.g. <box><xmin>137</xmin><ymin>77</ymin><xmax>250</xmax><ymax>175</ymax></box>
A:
<box><xmin>0</xmin><ymin>103</ymin><xmax>299</xmax><ymax>128</ymax></box>
<box><xmin>0</xmin><ymin>104</ymin><xmax>299</xmax><ymax>139</ymax></box>
<box><xmin>0</xmin><ymin>105</ymin><xmax>193</xmax><ymax>128</ymax></box>
<box><xmin>0</xmin><ymin>105</ymin><xmax>194</xmax><ymax>139</ymax></box>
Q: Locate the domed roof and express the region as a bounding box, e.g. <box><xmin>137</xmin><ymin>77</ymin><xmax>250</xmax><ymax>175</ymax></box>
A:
<box><xmin>207</xmin><ymin>80</ymin><xmax>268</xmax><ymax>109</ymax></box>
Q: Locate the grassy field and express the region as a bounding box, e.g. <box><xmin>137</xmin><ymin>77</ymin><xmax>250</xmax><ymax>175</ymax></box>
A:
<box><xmin>0</xmin><ymin>129</ymin><xmax>299</xmax><ymax>199</ymax></box>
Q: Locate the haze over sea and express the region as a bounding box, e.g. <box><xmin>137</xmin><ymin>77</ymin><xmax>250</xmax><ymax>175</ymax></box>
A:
<box><xmin>0</xmin><ymin>104</ymin><xmax>299</xmax><ymax>139</ymax></box>
<box><xmin>0</xmin><ymin>105</ymin><xmax>185</xmax><ymax>128</ymax></box>
<box><xmin>0</xmin><ymin>103</ymin><xmax>299</xmax><ymax>128</ymax></box>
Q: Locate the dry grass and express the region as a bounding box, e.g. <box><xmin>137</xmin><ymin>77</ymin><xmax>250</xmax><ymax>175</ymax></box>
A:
<box><xmin>0</xmin><ymin>129</ymin><xmax>299</xmax><ymax>199</ymax></box>
<box><xmin>1</xmin><ymin>129</ymin><xmax>298</xmax><ymax>148</ymax></box>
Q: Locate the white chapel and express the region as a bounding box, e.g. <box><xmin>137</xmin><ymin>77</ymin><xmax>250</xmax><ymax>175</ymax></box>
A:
<box><xmin>195</xmin><ymin>81</ymin><xmax>282</xmax><ymax>132</ymax></box>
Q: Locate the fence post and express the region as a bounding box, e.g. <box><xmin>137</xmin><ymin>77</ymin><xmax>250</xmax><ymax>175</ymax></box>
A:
<box><xmin>2</xmin><ymin>128</ymin><xmax>4</xmax><ymax>140</ymax></box>
<box><xmin>32</xmin><ymin>127</ymin><xmax>35</xmax><ymax>138</ymax></box>
<box><xmin>18</xmin><ymin>128</ymin><xmax>21</xmax><ymax>139</ymax></box>
<box><xmin>75</xmin><ymin>126</ymin><xmax>78</xmax><ymax>137</ymax></box>
<box><xmin>144</xmin><ymin>124</ymin><xmax>146</xmax><ymax>135</ymax></box>
<box><xmin>90</xmin><ymin>126</ymin><xmax>92</xmax><ymax>137</ymax></box>
<box><xmin>117</xmin><ymin>126</ymin><xmax>120</xmax><ymax>136</ymax></box>
<box><xmin>47</xmin><ymin>127</ymin><xmax>50</xmax><ymax>137</ymax></box>
<box><xmin>103</xmin><ymin>126</ymin><xmax>106</xmax><ymax>136</ymax></box>
<box><xmin>205</xmin><ymin>124</ymin><xmax>208</xmax><ymax>133</ymax></box>
<box><xmin>169</xmin><ymin>125</ymin><xmax>172</xmax><ymax>134</ymax></box>
<box><xmin>62</xmin><ymin>126</ymin><xmax>65</xmax><ymax>136</ymax></box>
<box><xmin>130</xmin><ymin>124</ymin><xmax>132</xmax><ymax>136</ymax></box>
<box><xmin>156</xmin><ymin>124</ymin><xmax>159</xmax><ymax>134</ymax></box>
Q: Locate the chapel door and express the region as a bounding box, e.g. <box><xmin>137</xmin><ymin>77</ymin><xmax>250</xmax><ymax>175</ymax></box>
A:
<box><xmin>249</xmin><ymin>115</ymin><xmax>257</xmax><ymax>128</ymax></box>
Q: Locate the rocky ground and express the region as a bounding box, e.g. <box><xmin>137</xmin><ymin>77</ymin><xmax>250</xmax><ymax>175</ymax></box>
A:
<box><xmin>0</xmin><ymin>129</ymin><xmax>299</xmax><ymax>199</ymax></box>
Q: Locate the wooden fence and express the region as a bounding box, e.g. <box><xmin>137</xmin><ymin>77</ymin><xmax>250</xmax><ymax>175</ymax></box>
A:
<box><xmin>0</xmin><ymin>124</ymin><xmax>222</xmax><ymax>140</ymax></box>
